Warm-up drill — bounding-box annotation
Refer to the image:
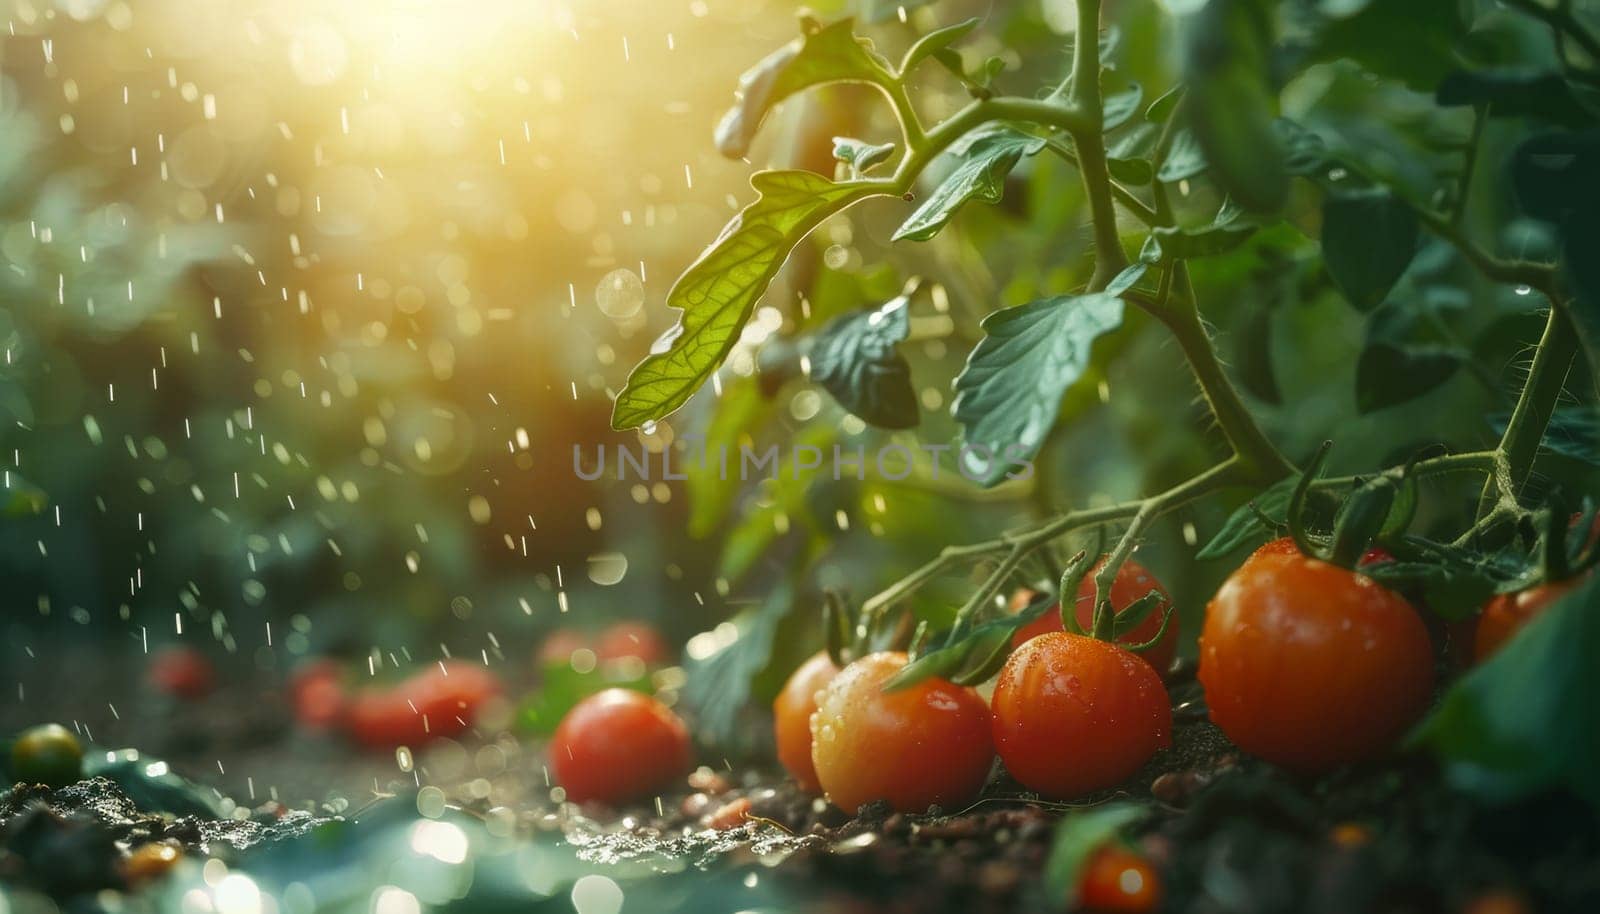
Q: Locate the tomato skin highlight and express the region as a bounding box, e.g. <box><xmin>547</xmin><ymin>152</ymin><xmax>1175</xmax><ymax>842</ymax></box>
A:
<box><xmin>550</xmin><ymin>689</ymin><xmax>692</xmax><ymax>805</ymax></box>
<box><xmin>1078</xmin><ymin>845</ymin><xmax>1162</xmax><ymax>914</ymax></box>
<box><xmin>772</xmin><ymin>650</ymin><xmax>840</xmax><ymax>793</ymax></box>
<box><xmin>991</xmin><ymin>633</ymin><xmax>1172</xmax><ymax>799</ymax></box>
<box><xmin>810</xmin><ymin>652</ymin><xmax>994</xmax><ymax>814</ymax></box>
<box><xmin>1009</xmin><ymin>559</ymin><xmax>1177</xmax><ymax>673</ymax></box>
<box><xmin>1199</xmin><ymin>541</ymin><xmax>1435</xmax><ymax>774</ymax></box>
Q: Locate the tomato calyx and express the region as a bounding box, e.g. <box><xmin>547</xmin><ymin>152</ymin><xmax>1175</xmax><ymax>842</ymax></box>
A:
<box><xmin>822</xmin><ymin>588</ymin><xmax>914</xmax><ymax>672</ymax></box>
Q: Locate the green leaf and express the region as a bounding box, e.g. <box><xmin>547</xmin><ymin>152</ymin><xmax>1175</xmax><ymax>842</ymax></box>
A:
<box><xmin>1355</xmin><ymin>342</ymin><xmax>1460</xmax><ymax>413</ymax></box>
<box><xmin>1412</xmin><ymin>573</ymin><xmax>1600</xmax><ymax>808</ymax></box>
<box><xmin>1321</xmin><ymin>188</ymin><xmax>1419</xmax><ymax>312</ymax></box>
<box><xmin>1181</xmin><ymin>0</ymin><xmax>1288</xmax><ymax>212</ymax></box>
<box><xmin>899</xmin><ymin>17</ymin><xmax>981</xmax><ymax>75</ymax></box>
<box><xmin>1156</xmin><ymin>129</ymin><xmax>1207</xmax><ymax>183</ymax></box>
<box><xmin>1511</xmin><ymin>131</ymin><xmax>1600</xmax><ymax>385</ymax></box>
<box><xmin>1298</xmin><ymin>0</ymin><xmax>1467</xmax><ymax>91</ymax></box>
<box><xmin>1044</xmin><ymin>803</ymin><xmax>1148</xmax><ymax>905</ymax></box>
<box><xmin>714</xmin><ymin>18</ymin><xmax>892</xmax><ymax>158</ymax></box>
<box><xmin>515</xmin><ymin>663</ymin><xmax>653</xmax><ymax>736</ymax></box>
<box><xmin>1151</xmin><ymin>222</ymin><xmax>1257</xmax><ymax>259</ymax></box>
<box><xmin>686</xmin><ymin>379</ymin><xmax>770</xmax><ymax>538</ymax></box>
<box><xmin>1275</xmin><ymin>118</ymin><xmax>1332</xmax><ymax>177</ymax></box>
<box><xmin>1102</xmin><ymin>83</ymin><xmax>1144</xmax><ymax>132</ymax></box>
<box><xmin>951</xmin><ymin>293</ymin><xmax>1125</xmax><ymax>488</ymax></box>
<box><xmin>1437</xmin><ymin>70</ymin><xmax>1595</xmax><ymax>129</ymax></box>
<box><xmin>611</xmin><ymin>171</ymin><xmax>877</xmax><ymax>430</ymax></box>
<box><xmin>1362</xmin><ymin>560</ymin><xmax>1498</xmax><ymax>621</ymax></box>
<box><xmin>883</xmin><ymin>594</ymin><xmax>1057</xmax><ymax>692</ymax></box>
<box><xmin>892</xmin><ymin>127</ymin><xmax>1046</xmax><ymax>242</ymax></box>
<box><xmin>833</xmin><ymin>137</ymin><xmax>896</xmax><ymax>176</ymax></box>
<box><xmin>1107</xmin><ymin>156</ymin><xmax>1154</xmax><ymax>185</ymax></box>
<box><xmin>1354</xmin><ymin>300</ymin><xmax>1461</xmax><ymax>413</ymax></box>
<box><xmin>1197</xmin><ymin>475</ymin><xmax>1299</xmax><ymax>560</ymax></box>
<box><xmin>682</xmin><ymin>578</ymin><xmax>797</xmax><ymax>749</ymax></box>
<box><xmin>1145</xmin><ymin>85</ymin><xmax>1183</xmax><ymax>123</ymax></box>
<box><xmin>805</xmin><ymin>290</ymin><xmax>919</xmax><ymax>429</ymax></box>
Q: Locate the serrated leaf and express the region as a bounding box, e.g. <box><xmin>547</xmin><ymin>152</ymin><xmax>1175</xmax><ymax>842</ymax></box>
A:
<box><xmin>1412</xmin><ymin>573</ymin><xmax>1600</xmax><ymax>808</ymax></box>
<box><xmin>612</xmin><ymin>172</ymin><xmax>877</xmax><ymax>430</ymax></box>
<box><xmin>1151</xmin><ymin>222</ymin><xmax>1257</xmax><ymax>259</ymax></box>
<box><xmin>1322</xmin><ymin>188</ymin><xmax>1418</xmax><ymax>311</ymax></box>
<box><xmin>833</xmin><ymin>136</ymin><xmax>896</xmax><ymax>175</ymax></box>
<box><xmin>892</xmin><ymin>127</ymin><xmax>1047</xmax><ymax>242</ymax></box>
<box><xmin>900</xmin><ymin>17</ymin><xmax>981</xmax><ymax>74</ymax></box>
<box><xmin>1157</xmin><ymin>129</ymin><xmax>1207</xmax><ymax>183</ymax></box>
<box><xmin>951</xmin><ymin>293</ymin><xmax>1125</xmax><ymax>488</ymax></box>
<box><xmin>805</xmin><ymin>291</ymin><xmax>918</xmax><ymax>429</ymax></box>
<box><xmin>1044</xmin><ymin>804</ymin><xmax>1148</xmax><ymax>905</ymax></box>
<box><xmin>1181</xmin><ymin>0</ymin><xmax>1288</xmax><ymax>213</ymax></box>
<box><xmin>1102</xmin><ymin>83</ymin><xmax>1144</xmax><ymax>132</ymax></box>
<box><xmin>715</xmin><ymin>18</ymin><xmax>892</xmax><ymax>158</ymax></box>
<box><xmin>1197</xmin><ymin>475</ymin><xmax>1298</xmax><ymax>560</ymax></box>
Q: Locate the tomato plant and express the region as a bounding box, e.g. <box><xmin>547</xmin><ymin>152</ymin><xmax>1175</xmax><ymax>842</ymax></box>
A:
<box><xmin>549</xmin><ymin>689</ymin><xmax>693</xmax><ymax>805</ymax></box>
<box><xmin>992</xmin><ymin>633</ymin><xmax>1171</xmax><ymax>799</ymax></box>
<box><xmin>1009</xmin><ymin>558</ymin><xmax>1177</xmax><ymax>673</ymax></box>
<box><xmin>1198</xmin><ymin>542</ymin><xmax>1435</xmax><ymax>773</ymax></box>
<box><xmin>810</xmin><ymin>651</ymin><xmax>993</xmax><ymax>814</ymax></box>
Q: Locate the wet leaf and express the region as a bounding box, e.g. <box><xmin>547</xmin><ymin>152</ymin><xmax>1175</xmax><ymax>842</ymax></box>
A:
<box><xmin>951</xmin><ymin>293</ymin><xmax>1125</xmax><ymax>488</ymax></box>
<box><xmin>715</xmin><ymin>18</ymin><xmax>892</xmax><ymax>158</ymax></box>
<box><xmin>892</xmin><ymin>127</ymin><xmax>1047</xmax><ymax>242</ymax></box>
<box><xmin>805</xmin><ymin>290</ymin><xmax>919</xmax><ymax>429</ymax></box>
<box><xmin>612</xmin><ymin>172</ymin><xmax>877</xmax><ymax>430</ymax></box>
<box><xmin>833</xmin><ymin>137</ymin><xmax>896</xmax><ymax>176</ymax></box>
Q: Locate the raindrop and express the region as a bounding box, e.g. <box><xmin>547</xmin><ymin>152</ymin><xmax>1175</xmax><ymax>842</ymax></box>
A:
<box><xmin>595</xmin><ymin>268</ymin><xmax>644</xmax><ymax>320</ymax></box>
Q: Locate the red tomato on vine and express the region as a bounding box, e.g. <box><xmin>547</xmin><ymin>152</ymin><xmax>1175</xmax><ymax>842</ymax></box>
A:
<box><xmin>1009</xmin><ymin>558</ymin><xmax>1178</xmax><ymax>673</ymax></box>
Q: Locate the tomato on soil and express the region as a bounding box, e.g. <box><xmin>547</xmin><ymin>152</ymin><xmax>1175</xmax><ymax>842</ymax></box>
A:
<box><xmin>346</xmin><ymin>661</ymin><xmax>499</xmax><ymax>749</ymax></box>
<box><xmin>147</xmin><ymin>646</ymin><xmax>215</xmax><ymax>700</ymax></box>
<box><xmin>549</xmin><ymin>689</ymin><xmax>692</xmax><ymax>805</ymax></box>
<box><xmin>10</xmin><ymin>722</ymin><xmax>84</xmax><ymax>788</ymax></box>
<box><xmin>810</xmin><ymin>651</ymin><xmax>994</xmax><ymax>814</ymax></box>
<box><xmin>991</xmin><ymin>633</ymin><xmax>1171</xmax><ymax>799</ymax></box>
<box><xmin>1078</xmin><ymin>845</ymin><xmax>1162</xmax><ymax>914</ymax></box>
<box><xmin>348</xmin><ymin>687</ymin><xmax>428</xmax><ymax>749</ymax></box>
<box><xmin>1199</xmin><ymin>539</ymin><xmax>1435</xmax><ymax>773</ymax></box>
<box><xmin>772</xmin><ymin>650</ymin><xmax>841</xmax><ymax>793</ymax></box>
<box><xmin>1008</xmin><ymin>558</ymin><xmax>1178</xmax><ymax>673</ymax></box>
<box><xmin>595</xmin><ymin>621</ymin><xmax>671</xmax><ymax>665</ymax></box>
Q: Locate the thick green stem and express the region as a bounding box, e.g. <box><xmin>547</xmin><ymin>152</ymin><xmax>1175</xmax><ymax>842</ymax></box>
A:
<box><xmin>1151</xmin><ymin>291</ymin><xmax>1294</xmax><ymax>483</ymax></box>
<box><xmin>1066</xmin><ymin>0</ymin><xmax>1129</xmax><ymax>290</ymax></box>
<box><xmin>1480</xmin><ymin>305</ymin><xmax>1579</xmax><ymax>511</ymax></box>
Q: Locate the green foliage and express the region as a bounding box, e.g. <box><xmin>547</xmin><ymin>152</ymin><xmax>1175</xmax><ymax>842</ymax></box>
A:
<box><xmin>899</xmin><ymin>17</ymin><xmax>981</xmax><ymax>75</ymax></box>
<box><xmin>1180</xmin><ymin>0</ymin><xmax>1288</xmax><ymax>213</ymax></box>
<box><xmin>714</xmin><ymin>18</ymin><xmax>892</xmax><ymax>159</ymax></box>
<box><xmin>1321</xmin><ymin>189</ymin><xmax>1420</xmax><ymax>312</ymax></box>
<box><xmin>892</xmin><ymin>127</ymin><xmax>1047</xmax><ymax>242</ymax></box>
<box><xmin>681</xmin><ymin>578</ymin><xmax>798</xmax><ymax>750</ymax></box>
<box><xmin>1196</xmin><ymin>476</ymin><xmax>1299</xmax><ymax>561</ymax></box>
<box><xmin>611</xmin><ymin>172</ymin><xmax>875</xmax><ymax>430</ymax></box>
<box><xmin>514</xmin><ymin>663</ymin><xmax>653</xmax><ymax>736</ymax></box>
<box><xmin>951</xmin><ymin>293</ymin><xmax>1125</xmax><ymax>487</ymax></box>
<box><xmin>804</xmin><ymin>290</ymin><xmax>919</xmax><ymax>429</ymax></box>
<box><xmin>1413</xmin><ymin>573</ymin><xmax>1600</xmax><ymax>807</ymax></box>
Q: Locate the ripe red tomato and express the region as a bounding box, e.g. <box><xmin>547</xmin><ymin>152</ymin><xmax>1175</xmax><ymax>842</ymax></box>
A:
<box><xmin>1009</xmin><ymin>558</ymin><xmax>1178</xmax><ymax>673</ymax></box>
<box><xmin>1199</xmin><ymin>544</ymin><xmax>1435</xmax><ymax>773</ymax></box>
<box><xmin>1474</xmin><ymin>578</ymin><xmax>1581</xmax><ymax>662</ymax></box>
<box><xmin>147</xmin><ymin>646</ymin><xmax>215</xmax><ymax>700</ymax></box>
<box><xmin>1078</xmin><ymin>845</ymin><xmax>1162</xmax><ymax>913</ymax></box>
<box><xmin>991</xmin><ymin>633</ymin><xmax>1171</xmax><ymax>798</ymax></box>
<box><xmin>348</xmin><ymin>688</ymin><xmax>428</xmax><ymax>749</ymax></box>
<box><xmin>595</xmin><ymin>621</ymin><xmax>672</xmax><ymax>665</ymax></box>
<box><xmin>1251</xmin><ymin>537</ymin><xmax>1391</xmax><ymax>566</ymax></box>
<box><xmin>550</xmin><ymin>689</ymin><xmax>692</xmax><ymax>805</ymax></box>
<box><xmin>772</xmin><ymin>650</ymin><xmax>841</xmax><ymax>793</ymax></box>
<box><xmin>412</xmin><ymin>661</ymin><xmax>500</xmax><ymax>737</ymax></box>
<box><xmin>810</xmin><ymin>651</ymin><xmax>994</xmax><ymax>814</ymax></box>
<box><xmin>289</xmin><ymin>660</ymin><xmax>348</xmax><ymax>729</ymax></box>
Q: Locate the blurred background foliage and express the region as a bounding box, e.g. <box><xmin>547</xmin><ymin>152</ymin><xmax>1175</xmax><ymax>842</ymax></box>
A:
<box><xmin>1</xmin><ymin>0</ymin><xmax>1595</xmax><ymax>752</ymax></box>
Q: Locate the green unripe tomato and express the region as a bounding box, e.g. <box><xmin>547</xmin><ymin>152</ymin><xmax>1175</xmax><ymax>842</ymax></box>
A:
<box><xmin>10</xmin><ymin>723</ymin><xmax>84</xmax><ymax>788</ymax></box>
